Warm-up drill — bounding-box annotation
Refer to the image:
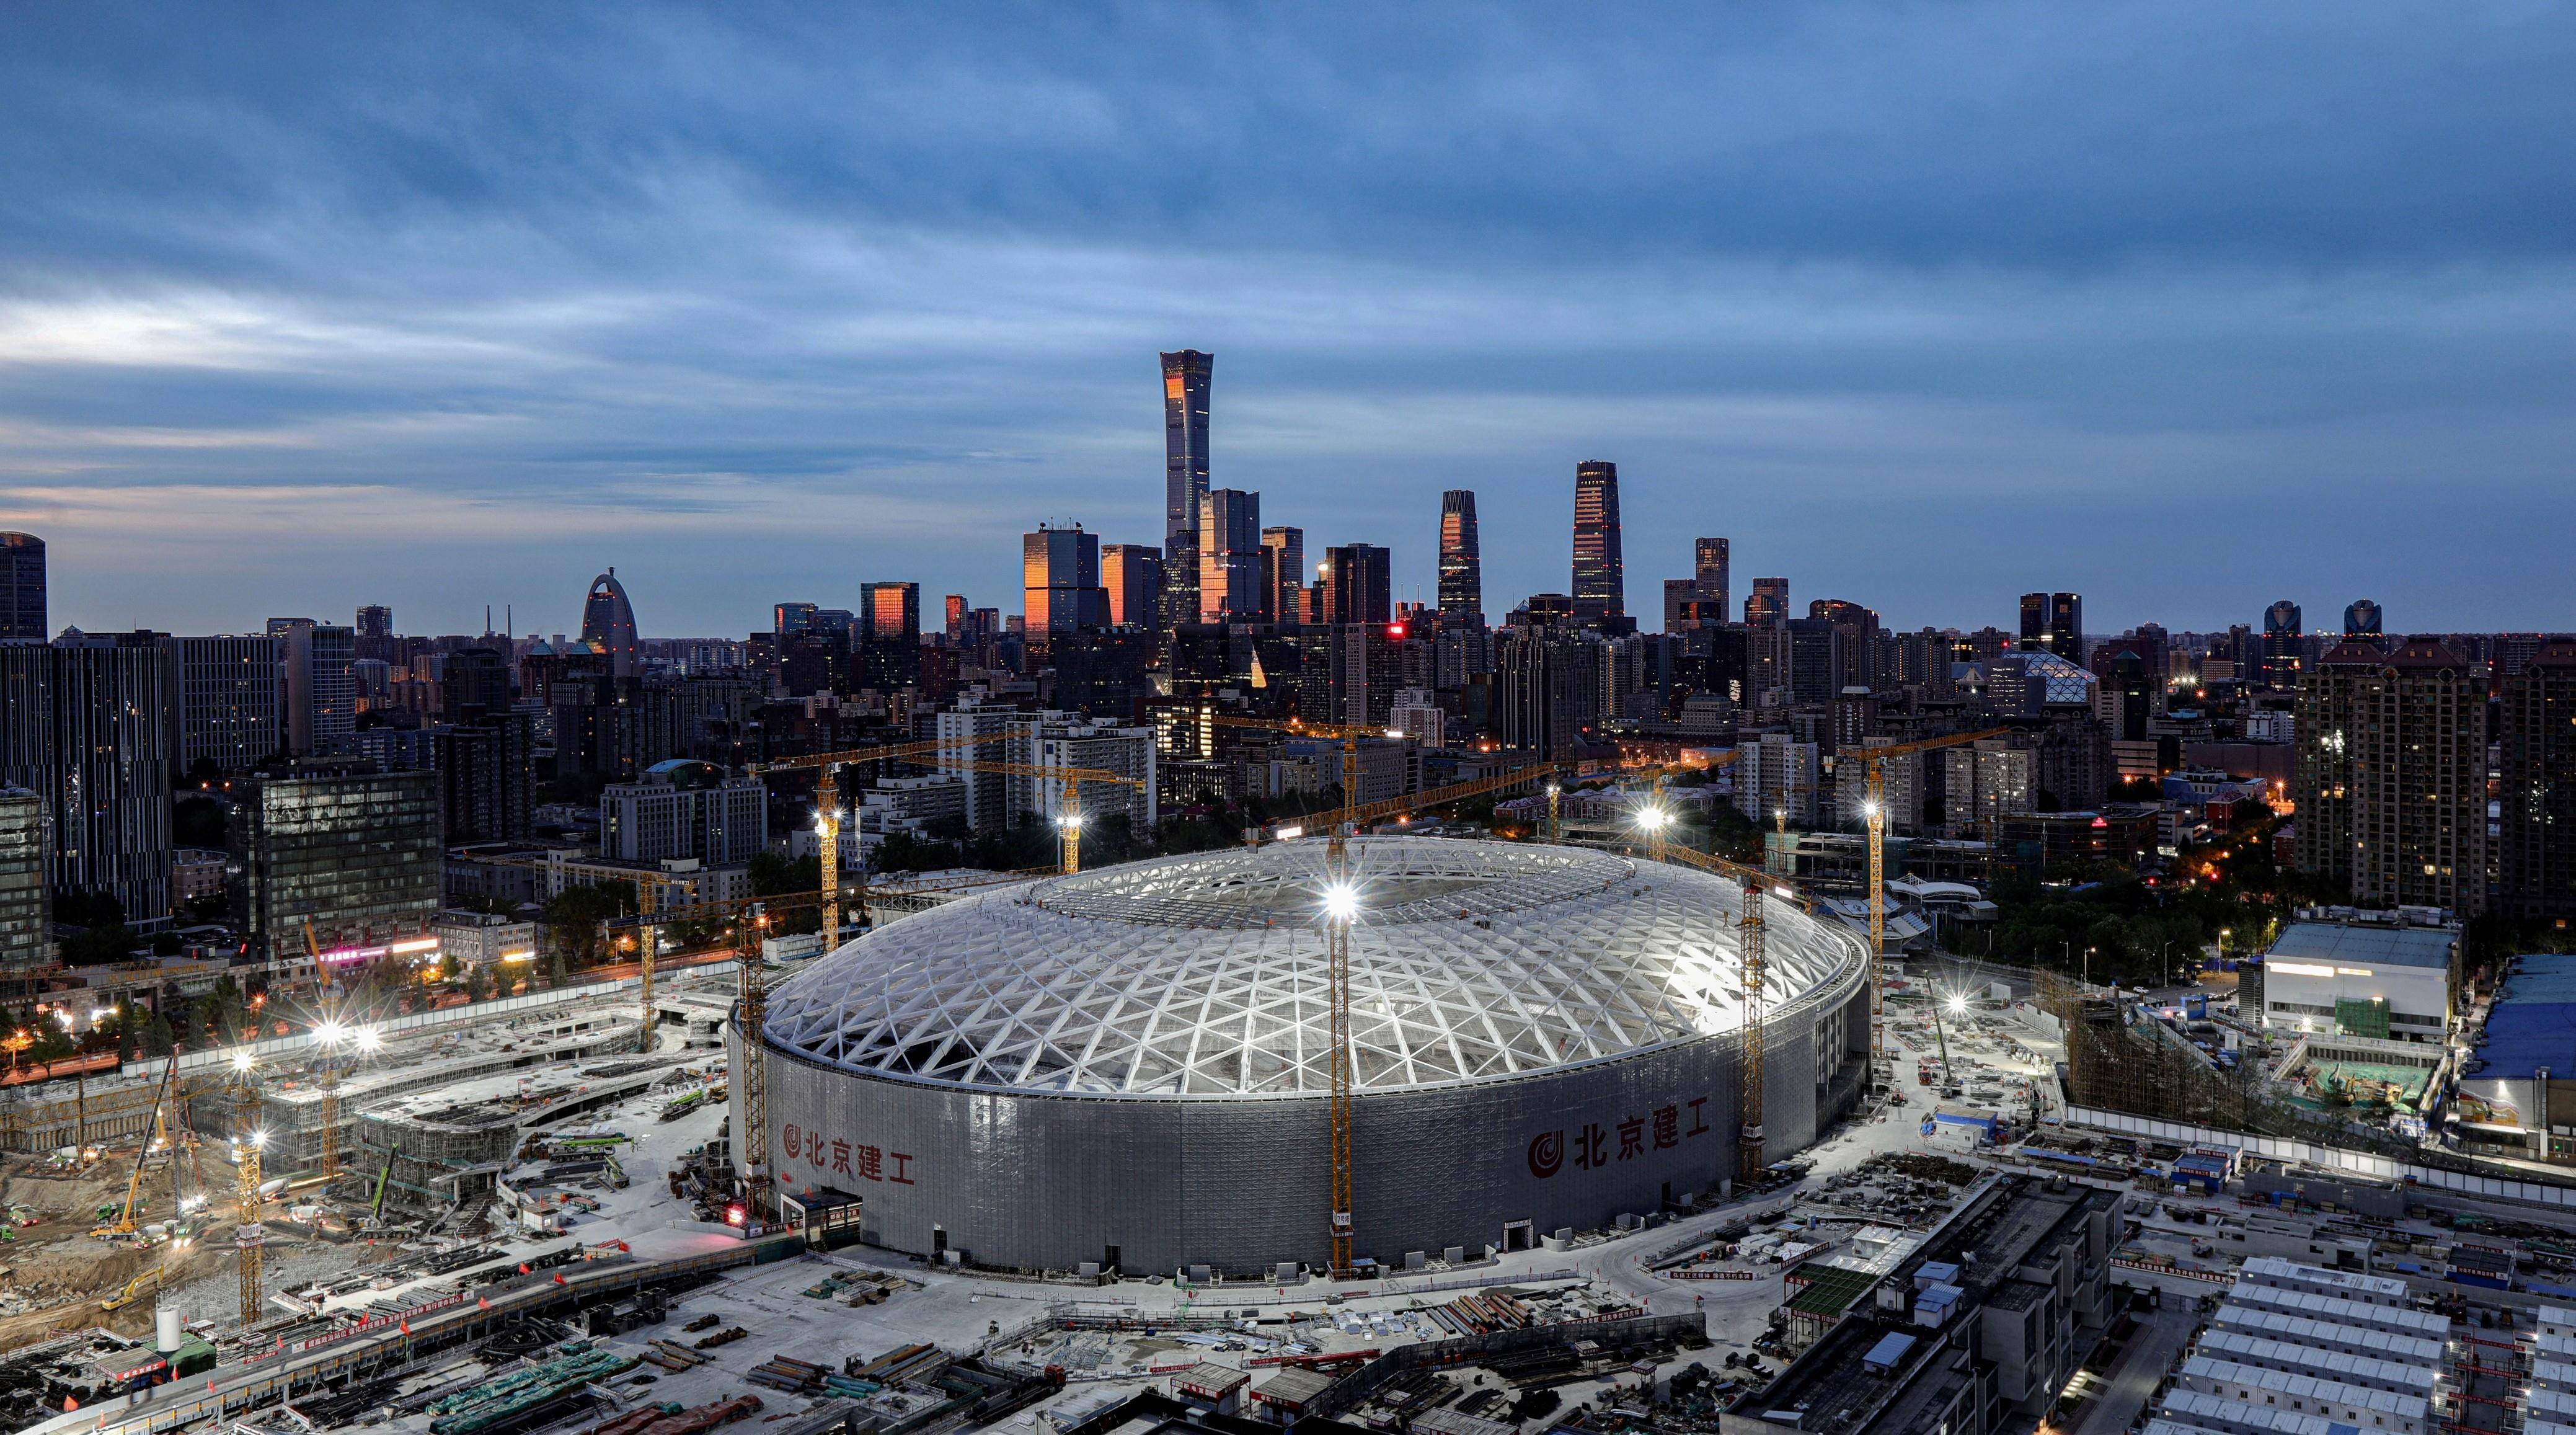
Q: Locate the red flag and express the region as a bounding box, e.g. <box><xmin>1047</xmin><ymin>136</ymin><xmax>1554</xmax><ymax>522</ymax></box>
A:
<box><xmin>477</xmin><ymin>1297</ymin><xmax>490</xmax><ymax>1310</ymax></box>
<box><xmin>399</xmin><ymin>1321</ymin><xmax>410</xmax><ymax>1336</ymax></box>
<box><xmin>518</xmin><ymin>1263</ymin><xmax>531</xmax><ymax>1274</ymax></box>
<box><xmin>552</xmin><ymin>1273</ymin><xmax>566</xmax><ymax>1285</ymax></box>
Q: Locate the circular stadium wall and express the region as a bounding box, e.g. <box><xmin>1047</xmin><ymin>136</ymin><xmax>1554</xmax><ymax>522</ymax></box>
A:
<box><xmin>742</xmin><ymin>837</ymin><xmax>1870</xmax><ymax>1276</ymax></box>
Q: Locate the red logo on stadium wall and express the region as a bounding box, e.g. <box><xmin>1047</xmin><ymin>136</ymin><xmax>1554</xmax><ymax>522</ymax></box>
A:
<box><xmin>1528</xmin><ymin>1130</ymin><xmax>1564</xmax><ymax>1178</ymax></box>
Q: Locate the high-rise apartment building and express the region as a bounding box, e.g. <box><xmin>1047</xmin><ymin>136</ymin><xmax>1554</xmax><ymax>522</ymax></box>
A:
<box><xmin>601</xmin><ymin>760</ymin><xmax>768</xmax><ymax>865</ymax></box>
<box><xmin>311</xmin><ymin>623</ymin><xmax>356</xmax><ymax>755</ymax></box>
<box><xmin>232</xmin><ymin>770</ymin><xmax>440</xmax><ymax>966</ymax></box>
<box><xmin>1100</xmin><ymin>544</ymin><xmax>1162</xmax><ymax>629</ymax></box>
<box><xmin>1570</xmin><ymin>461</ymin><xmax>1626</xmax><ymax>625</ymax></box>
<box><xmin>1745</xmin><ymin>577</ymin><xmax>1789</xmax><ymax>628</ymax></box>
<box><xmin>2501</xmin><ymin>640</ymin><xmax>2576</xmax><ymax>920</ymax></box>
<box><xmin>1024</xmin><ymin>525</ymin><xmax>1109</xmax><ymax>639</ymax></box>
<box><xmin>2296</xmin><ymin>637</ymin><xmax>2485</xmax><ymax>915</ymax></box>
<box><xmin>1321</xmin><ymin>543</ymin><xmax>1392</xmax><ymax>627</ymax></box>
<box><xmin>2260</xmin><ymin>600</ymin><xmax>2305</xmax><ymax>688</ymax></box>
<box><xmin>1260</xmin><ymin>527</ymin><xmax>1305</xmax><ymax>626</ymax></box>
<box><xmin>1943</xmin><ymin>740</ymin><xmax>2037</xmax><ymax>831</ymax></box>
<box><xmin>173</xmin><ymin>634</ymin><xmax>283</xmax><ymax>772</ymax></box>
<box><xmin>2018</xmin><ymin>592</ymin><xmax>2083</xmax><ymax>660</ymax></box>
<box><xmin>0</xmin><ymin>633</ymin><xmax>175</xmax><ymax>925</ymax></box>
<box><xmin>435</xmin><ymin>709</ymin><xmax>534</xmax><ymax>843</ymax></box>
<box><xmin>1161</xmin><ymin>349</ymin><xmax>1213</xmax><ymax>629</ymax></box>
<box><xmin>1197</xmin><ymin>489</ymin><xmax>1264</xmax><ymax>622</ymax></box>
<box><xmin>861</xmin><ymin>580</ymin><xmax>921</xmax><ymax>689</ymax></box>
<box><xmin>1694</xmin><ymin>537</ymin><xmax>1729</xmax><ymax>621</ymax></box>
<box><xmin>0</xmin><ymin>788</ymin><xmax>50</xmax><ymax>975</ymax></box>
<box><xmin>580</xmin><ymin>568</ymin><xmax>641</xmax><ymax>678</ymax></box>
<box><xmin>0</xmin><ymin>531</ymin><xmax>42</xmax><ymax>641</ymax></box>
<box><xmin>1438</xmin><ymin>490</ymin><xmax>1484</xmax><ymax>626</ymax></box>
<box><xmin>1735</xmin><ymin>733</ymin><xmax>1821</xmax><ymax>827</ymax></box>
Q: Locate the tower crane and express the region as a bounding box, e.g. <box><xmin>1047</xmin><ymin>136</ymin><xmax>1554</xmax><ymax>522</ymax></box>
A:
<box><xmin>1848</xmin><ymin>729</ymin><xmax>2009</xmax><ymax>1083</ymax></box>
<box><xmin>1632</xmin><ymin>841</ymin><xmax>1807</xmax><ymax>1184</ymax></box>
<box><xmin>924</xmin><ymin>757</ymin><xmax>1148</xmax><ymax>874</ymax></box>
<box><xmin>1206</xmin><ymin>713</ymin><xmax>1555</xmax><ymax>1273</ymax></box>
<box><xmin>228</xmin><ymin>1050</ymin><xmax>265</xmax><ymax>1325</ymax></box>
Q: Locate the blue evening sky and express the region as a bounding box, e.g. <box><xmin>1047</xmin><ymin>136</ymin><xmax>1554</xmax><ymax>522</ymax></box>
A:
<box><xmin>3</xmin><ymin>5</ymin><xmax>2573</xmax><ymax>638</ymax></box>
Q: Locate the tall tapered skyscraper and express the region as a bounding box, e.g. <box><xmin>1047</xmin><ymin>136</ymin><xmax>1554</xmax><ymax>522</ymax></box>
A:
<box><xmin>1161</xmin><ymin>350</ymin><xmax>1213</xmax><ymax>629</ymax></box>
<box><xmin>1570</xmin><ymin>461</ymin><xmax>1624</xmax><ymax>625</ymax></box>
<box><xmin>1438</xmin><ymin>490</ymin><xmax>1483</xmax><ymax>626</ymax></box>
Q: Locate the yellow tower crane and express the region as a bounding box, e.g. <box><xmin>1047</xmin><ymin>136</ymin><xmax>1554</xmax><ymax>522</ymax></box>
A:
<box><xmin>1631</xmin><ymin>841</ymin><xmax>1808</xmax><ymax>1184</ymax></box>
<box><xmin>736</xmin><ymin>904</ymin><xmax>772</xmax><ymax>1225</ymax></box>
<box><xmin>927</xmin><ymin>756</ymin><xmax>1148</xmax><ymax>873</ymax></box>
<box><xmin>228</xmin><ymin>1050</ymin><xmax>265</xmax><ymax>1325</ymax></box>
<box><xmin>745</xmin><ymin>732</ymin><xmax>1023</xmax><ymax>949</ymax></box>
<box><xmin>1850</xmin><ymin>728</ymin><xmax>2008</xmax><ymax>1085</ymax></box>
<box><xmin>1206</xmin><ymin>714</ymin><xmax>1555</xmax><ymax>1274</ymax></box>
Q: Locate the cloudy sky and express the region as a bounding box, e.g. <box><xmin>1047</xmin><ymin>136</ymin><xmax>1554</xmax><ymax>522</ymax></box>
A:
<box><xmin>4</xmin><ymin>4</ymin><xmax>2574</xmax><ymax>639</ymax></box>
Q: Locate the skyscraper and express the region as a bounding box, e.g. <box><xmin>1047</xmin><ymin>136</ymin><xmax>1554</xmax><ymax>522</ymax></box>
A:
<box><xmin>1100</xmin><ymin>544</ymin><xmax>1162</xmax><ymax>628</ymax></box>
<box><xmin>1745</xmin><ymin>577</ymin><xmax>1789</xmax><ymax>628</ymax></box>
<box><xmin>1438</xmin><ymin>490</ymin><xmax>1484</xmax><ymax>626</ymax></box>
<box><xmin>2501</xmin><ymin>640</ymin><xmax>2576</xmax><ymax>920</ymax></box>
<box><xmin>1320</xmin><ymin>544</ymin><xmax>1392</xmax><ymax>626</ymax></box>
<box><xmin>2017</xmin><ymin>592</ymin><xmax>2083</xmax><ymax>660</ymax></box>
<box><xmin>1024</xmin><ymin>524</ymin><xmax>1109</xmax><ymax>638</ymax></box>
<box><xmin>2343</xmin><ymin>599</ymin><xmax>2384</xmax><ymax>641</ymax></box>
<box><xmin>1197</xmin><ymin>489</ymin><xmax>1263</xmax><ymax>622</ymax></box>
<box><xmin>1693</xmin><ymin>537</ymin><xmax>1729</xmax><ymax>620</ymax></box>
<box><xmin>0</xmin><ymin>532</ymin><xmax>43</xmax><ymax>641</ymax></box>
<box><xmin>310</xmin><ymin>624</ymin><xmax>356</xmax><ymax>755</ymax></box>
<box><xmin>0</xmin><ymin>632</ymin><xmax>175</xmax><ymax>924</ymax></box>
<box><xmin>1570</xmin><ymin>461</ymin><xmax>1625</xmax><ymax>625</ymax></box>
<box><xmin>1161</xmin><ymin>350</ymin><xmax>1213</xmax><ymax>629</ymax></box>
<box><xmin>2296</xmin><ymin>636</ymin><xmax>2485</xmax><ymax>915</ymax></box>
<box><xmin>862</xmin><ymin>581</ymin><xmax>921</xmax><ymax>689</ymax></box>
<box><xmin>173</xmin><ymin>634</ymin><xmax>284</xmax><ymax>772</ymax></box>
<box><xmin>2260</xmin><ymin>600</ymin><xmax>2304</xmax><ymax>688</ymax></box>
<box><xmin>581</xmin><ymin>568</ymin><xmax>641</xmax><ymax>677</ymax></box>
<box><xmin>1260</xmin><ymin>526</ymin><xmax>1305</xmax><ymax>624</ymax></box>
<box><xmin>356</xmin><ymin>605</ymin><xmax>392</xmax><ymax>639</ymax></box>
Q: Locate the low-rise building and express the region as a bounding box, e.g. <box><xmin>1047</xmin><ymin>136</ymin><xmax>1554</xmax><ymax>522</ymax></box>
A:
<box><xmin>1724</xmin><ymin>1174</ymin><xmax>2118</xmax><ymax>1435</ymax></box>
<box><xmin>2254</xmin><ymin>913</ymin><xmax>2456</xmax><ymax>1044</ymax></box>
<box><xmin>430</xmin><ymin>908</ymin><xmax>538</xmax><ymax>968</ymax></box>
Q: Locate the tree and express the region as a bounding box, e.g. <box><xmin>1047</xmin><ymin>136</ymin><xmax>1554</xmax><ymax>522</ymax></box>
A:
<box><xmin>747</xmin><ymin>851</ymin><xmax>821</xmax><ymax>897</ymax></box>
<box><xmin>466</xmin><ymin>962</ymin><xmax>495</xmax><ymax>1005</ymax></box>
<box><xmin>144</xmin><ymin>1011</ymin><xmax>175</xmax><ymax>1057</ymax></box>
<box><xmin>541</xmin><ymin>881</ymin><xmax>636</xmax><ymax>966</ymax></box>
<box><xmin>174</xmin><ymin>796</ymin><xmax>228</xmax><ymax>850</ymax></box>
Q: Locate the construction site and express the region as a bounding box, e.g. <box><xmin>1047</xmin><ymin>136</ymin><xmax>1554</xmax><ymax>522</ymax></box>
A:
<box><xmin>6</xmin><ymin>722</ymin><xmax>2470</xmax><ymax>1435</ymax></box>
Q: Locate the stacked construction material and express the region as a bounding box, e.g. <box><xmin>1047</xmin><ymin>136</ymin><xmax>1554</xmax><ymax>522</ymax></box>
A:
<box><xmin>747</xmin><ymin>1354</ymin><xmax>830</xmax><ymax>1395</ymax></box>
<box><xmin>427</xmin><ymin>1342</ymin><xmax>642</xmax><ymax>1435</ymax></box>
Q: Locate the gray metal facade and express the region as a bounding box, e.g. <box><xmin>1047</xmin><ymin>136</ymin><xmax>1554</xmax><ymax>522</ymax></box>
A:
<box><xmin>749</xmin><ymin>959</ymin><xmax>1865</xmax><ymax>1276</ymax></box>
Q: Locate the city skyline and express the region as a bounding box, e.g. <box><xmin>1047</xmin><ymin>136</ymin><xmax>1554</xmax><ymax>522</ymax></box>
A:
<box><xmin>8</xmin><ymin>9</ymin><xmax>2576</xmax><ymax>634</ymax></box>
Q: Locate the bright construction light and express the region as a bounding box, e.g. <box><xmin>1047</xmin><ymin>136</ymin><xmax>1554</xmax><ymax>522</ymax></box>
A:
<box><xmin>1322</xmin><ymin>885</ymin><xmax>1360</xmax><ymax>922</ymax></box>
<box><xmin>1947</xmin><ymin>995</ymin><xmax>1969</xmax><ymax>1016</ymax></box>
<box><xmin>353</xmin><ymin>1026</ymin><xmax>381</xmax><ymax>1054</ymax></box>
<box><xmin>1058</xmin><ymin>812</ymin><xmax>1085</xmax><ymax>830</ymax></box>
<box><xmin>1636</xmin><ymin>806</ymin><xmax>1671</xmax><ymax>831</ymax></box>
<box><xmin>1862</xmin><ymin>801</ymin><xmax>1882</xmax><ymax>819</ymax></box>
<box><xmin>232</xmin><ymin>1051</ymin><xmax>255</xmax><ymax>1073</ymax></box>
<box><xmin>314</xmin><ymin>1018</ymin><xmax>345</xmax><ymax>1047</ymax></box>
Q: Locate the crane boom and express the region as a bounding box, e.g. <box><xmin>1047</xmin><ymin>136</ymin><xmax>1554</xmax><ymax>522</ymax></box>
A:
<box><xmin>1854</xmin><ymin>727</ymin><xmax>2010</xmax><ymax>1090</ymax></box>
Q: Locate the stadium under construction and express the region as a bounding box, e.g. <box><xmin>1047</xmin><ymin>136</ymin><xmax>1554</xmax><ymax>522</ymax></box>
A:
<box><xmin>746</xmin><ymin>836</ymin><xmax>1874</xmax><ymax>1277</ymax></box>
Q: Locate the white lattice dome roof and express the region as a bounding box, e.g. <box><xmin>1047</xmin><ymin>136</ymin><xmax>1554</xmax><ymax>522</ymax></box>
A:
<box><xmin>762</xmin><ymin>837</ymin><xmax>1863</xmax><ymax>1100</ymax></box>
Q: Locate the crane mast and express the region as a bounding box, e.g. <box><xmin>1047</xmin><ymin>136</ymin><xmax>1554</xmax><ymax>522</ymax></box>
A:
<box><xmin>230</xmin><ymin>1060</ymin><xmax>264</xmax><ymax>1325</ymax></box>
<box><xmin>1854</xmin><ymin>728</ymin><xmax>2007</xmax><ymax>1088</ymax></box>
<box><xmin>1325</xmin><ymin>732</ymin><xmax>1358</xmax><ymax>1274</ymax></box>
<box><xmin>1738</xmin><ymin>877</ymin><xmax>1767</xmax><ymax>1183</ymax></box>
<box><xmin>737</xmin><ymin>904</ymin><xmax>772</xmax><ymax>1224</ymax></box>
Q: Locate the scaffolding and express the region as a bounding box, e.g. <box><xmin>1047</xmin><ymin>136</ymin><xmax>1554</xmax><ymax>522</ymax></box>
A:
<box><xmin>2042</xmin><ymin>970</ymin><xmax>2414</xmax><ymax>1153</ymax></box>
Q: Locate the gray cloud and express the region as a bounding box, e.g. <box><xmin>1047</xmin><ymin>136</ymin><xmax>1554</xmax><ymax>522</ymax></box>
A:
<box><xmin>1</xmin><ymin>3</ymin><xmax>2573</xmax><ymax>635</ymax></box>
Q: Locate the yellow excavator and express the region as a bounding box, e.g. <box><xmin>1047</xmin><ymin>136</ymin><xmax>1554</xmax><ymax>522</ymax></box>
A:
<box><xmin>100</xmin><ymin>1267</ymin><xmax>166</xmax><ymax>1312</ymax></box>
